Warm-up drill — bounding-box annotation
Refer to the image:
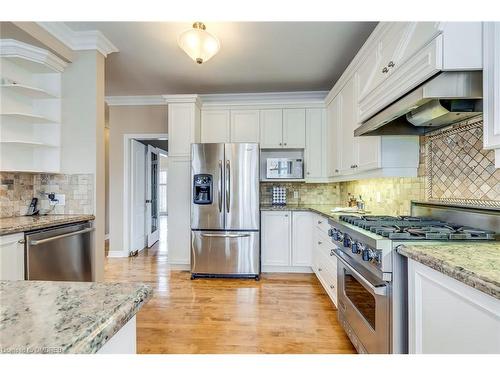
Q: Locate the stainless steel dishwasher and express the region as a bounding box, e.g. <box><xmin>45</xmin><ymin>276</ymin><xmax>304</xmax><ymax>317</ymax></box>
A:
<box><xmin>25</xmin><ymin>221</ymin><xmax>95</xmax><ymax>281</ymax></box>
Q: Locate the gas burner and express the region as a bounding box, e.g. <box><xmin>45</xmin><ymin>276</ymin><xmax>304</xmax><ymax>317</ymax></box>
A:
<box><xmin>339</xmin><ymin>214</ymin><xmax>497</xmax><ymax>240</ymax></box>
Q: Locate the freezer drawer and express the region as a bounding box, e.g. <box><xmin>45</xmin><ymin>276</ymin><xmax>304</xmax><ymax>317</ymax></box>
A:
<box><xmin>25</xmin><ymin>222</ymin><xmax>94</xmax><ymax>281</ymax></box>
<box><xmin>191</xmin><ymin>230</ymin><xmax>260</xmax><ymax>277</ymax></box>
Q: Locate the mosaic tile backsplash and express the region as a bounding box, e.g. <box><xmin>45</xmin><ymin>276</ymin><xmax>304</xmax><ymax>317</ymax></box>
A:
<box><xmin>425</xmin><ymin>117</ymin><xmax>500</xmax><ymax>207</ymax></box>
<box><xmin>0</xmin><ymin>172</ymin><xmax>94</xmax><ymax>217</ymax></box>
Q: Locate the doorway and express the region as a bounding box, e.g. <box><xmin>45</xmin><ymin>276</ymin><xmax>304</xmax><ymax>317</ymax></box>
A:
<box><xmin>125</xmin><ymin>134</ymin><xmax>168</xmax><ymax>258</ymax></box>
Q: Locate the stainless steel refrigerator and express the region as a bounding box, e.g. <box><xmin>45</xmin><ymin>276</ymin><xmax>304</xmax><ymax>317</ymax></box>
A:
<box><xmin>191</xmin><ymin>143</ymin><xmax>260</xmax><ymax>279</ymax></box>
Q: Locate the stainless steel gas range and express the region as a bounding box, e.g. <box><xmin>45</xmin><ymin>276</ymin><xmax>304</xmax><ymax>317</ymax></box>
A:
<box><xmin>327</xmin><ymin>201</ymin><xmax>499</xmax><ymax>354</ymax></box>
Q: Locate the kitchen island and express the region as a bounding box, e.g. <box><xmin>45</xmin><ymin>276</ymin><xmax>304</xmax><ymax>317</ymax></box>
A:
<box><xmin>0</xmin><ymin>280</ymin><xmax>152</xmax><ymax>354</ymax></box>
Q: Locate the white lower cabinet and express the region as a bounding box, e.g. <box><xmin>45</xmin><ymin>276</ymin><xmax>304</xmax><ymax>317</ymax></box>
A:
<box><xmin>408</xmin><ymin>259</ymin><xmax>500</xmax><ymax>354</ymax></box>
<box><xmin>0</xmin><ymin>232</ymin><xmax>25</xmax><ymax>280</ymax></box>
<box><xmin>261</xmin><ymin>210</ymin><xmax>312</xmax><ymax>272</ymax></box>
<box><xmin>261</xmin><ymin>211</ymin><xmax>292</xmax><ymax>267</ymax></box>
<box><xmin>313</xmin><ymin>222</ymin><xmax>338</xmax><ymax>307</ymax></box>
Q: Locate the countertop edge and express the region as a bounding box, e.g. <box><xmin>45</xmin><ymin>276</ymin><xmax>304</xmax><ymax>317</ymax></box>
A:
<box><xmin>67</xmin><ymin>283</ymin><xmax>153</xmax><ymax>354</ymax></box>
<box><xmin>0</xmin><ymin>215</ymin><xmax>96</xmax><ymax>236</ymax></box>
<box><xmin>397</xmin><ymin>245</ymin><xmax>500</xmax><ymax>300</ymax></box>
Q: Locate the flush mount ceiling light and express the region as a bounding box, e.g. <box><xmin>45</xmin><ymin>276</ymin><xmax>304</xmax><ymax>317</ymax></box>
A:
<box><xmin>178</xmin><ymin>22</ymin><xmax>220</xmax><ymax>64</ymax></box>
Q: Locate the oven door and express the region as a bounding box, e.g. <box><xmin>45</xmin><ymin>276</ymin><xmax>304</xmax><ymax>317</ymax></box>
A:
<box><xmin>336</xmin><ymin>252</ymin><xmax>390</xmax><ymax>353</ymax></box>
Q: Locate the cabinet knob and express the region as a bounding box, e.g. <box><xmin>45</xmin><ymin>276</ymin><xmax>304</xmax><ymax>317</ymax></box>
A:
<box><xmin>330</xmin><ymin>249</ymin><xmax>335</xmax><ymax>256</ymax></box>
<box><xmin>284</xmin><ymin>143</ymin><xmax>287</xmax><ymax>146</ymax></box>
<box><xmin>330</xmin><ymin>285</ymin><xmax>335</xmax><ymax>289</ymax></box>
<box><xmin>18</xmin><ymin>239</ymin><xmax>25</xmax><ymax>244</ymax></box>
<box><xmin>318</xmin><ymin>268</ymin><xmax>322</xmax><ymax>272</ymax></box>
<box><xmin>382</xmin><ymin>66</ymin><xmax>389</xmax><ymax>73</ymax></box>
<box><xmin>284</xmin><ymin>214</ymin><xmax>288</xmax><ymax>217</ymax></box>
<box><xmin>279</xmin><ymin>143</ymin><xmax>282</xmax><ymax>146</ymax></box>
<box><xmin>388</xmin><ymin>61</ymin><xmax>395</xmax><ymax>68</ymax></box>
<box><xmin>318</xmin><ymin>220</ymin><xmax>322</xmax><ymax>224</ymax></box>
<box><xmin>335</xmin><ymin>169</ymin><xmax>339</xmax><ymax>173</ymax></box>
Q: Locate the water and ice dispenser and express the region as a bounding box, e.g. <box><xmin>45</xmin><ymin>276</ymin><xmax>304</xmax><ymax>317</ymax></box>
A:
<box><xmin>193</xmin><ymin>174</ymin><xmax>213</xmax><ymax>205</ymax></box>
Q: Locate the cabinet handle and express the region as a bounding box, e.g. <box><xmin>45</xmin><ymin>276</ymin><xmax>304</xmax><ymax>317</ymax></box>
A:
<box><xmin>284</xmin><ymin>143</ymin><xmax>287</xmax><ymax>146</ymax></box>
<box><xmin>318</xmin><ymin>268</ymin><xmax>322</xmax><ymax>272</ymax></box>
<box><xmin>279</xmin><ymin>142</ymin><xmax>282</xmax><ymax>146</ymax></box>
<box><xmin>318</xmin><ymin>220</ymin><xmax>322</xmax><ymax>224</ymax></box>
<box><xmin>318</xmin><ymin>241</ymin><xmax>323</xmax><ymax>245</ymax></box>
<box><xmin>382</xmin><ymin>66</ymin><xmax>389</xmax><ymax>73</ymax></box>
<box><xmin>335</xmin><ymin>169</ymin><xmax>339</xmax><ymax>173</ymax></box>
<box><xmin>330</xmin><ymin>285</ymin><xmax>335</xmax><ymax>289</ymax></box>
<box><xmin>330</xmin><ymin>249</ymin><xmax>335</xmax><ymax>256</ymax></box>
<box><xmin>18</xmin><ymin>239</ymin><xmax>25</xmax><ymax>244</ymax></box>
<box><xmin>388</xmin><ymin>61</ymin><xmax>395</xmax><ymax>68</ymax></box>
<box><xmin>284</xmin><ymin>214</ymin><xmax>288</xmax><ymax>217</ymax></box>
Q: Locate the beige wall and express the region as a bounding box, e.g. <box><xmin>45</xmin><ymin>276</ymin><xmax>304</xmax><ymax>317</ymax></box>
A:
<box><xmin>108</xmin><ymin>105</ymin><xmax>168</xmax><ymax>254</ymax></box>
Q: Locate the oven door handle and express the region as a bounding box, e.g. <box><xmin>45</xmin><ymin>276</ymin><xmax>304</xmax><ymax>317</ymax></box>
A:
<box><xmin>335</xmin><ymin>250</ymin><xmax>388</xmax><ymax>296</ymax></box>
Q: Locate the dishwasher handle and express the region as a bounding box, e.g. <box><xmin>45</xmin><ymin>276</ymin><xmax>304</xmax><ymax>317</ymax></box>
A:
<box><xmin>29</xmin><ymin>227</ymin><xmax>95</xmax><ymax>246</ymax></box>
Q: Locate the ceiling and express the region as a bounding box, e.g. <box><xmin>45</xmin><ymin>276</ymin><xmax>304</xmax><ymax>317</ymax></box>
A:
<box><xmin>67</xmin><ymin>22</ymin><xmax>377</xmax><ymax>96</ymax></box>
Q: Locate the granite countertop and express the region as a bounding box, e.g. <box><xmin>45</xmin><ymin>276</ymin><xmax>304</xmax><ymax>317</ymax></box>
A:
<box><xmin>0</xmin><ymin>280</ymin><xmax>152</xmax><ymax>354</ymax></box>
<box><xmin>260</xmin><ymin>204</ymin><xmax>361</xmax><ymax>222</ymax></box>
<box><xmin>0</xmin><ymin>214</ymin><xmax>95</xmax><ymax>235</ymax></box>
<box><xmin>397</xmin><ymin>242</ymin><xmax>500</xmax><ymax>300</ymax></box>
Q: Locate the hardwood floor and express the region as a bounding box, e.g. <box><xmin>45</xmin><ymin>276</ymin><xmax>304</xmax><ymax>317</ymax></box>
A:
<box><xmin>104</xmin><ymin>230</ymin><xmax>356</xmax><ymax>353</ymax></box>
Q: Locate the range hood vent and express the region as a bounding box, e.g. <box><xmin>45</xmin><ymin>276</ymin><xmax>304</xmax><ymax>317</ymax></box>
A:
<box><xmin>354</xmin><ymin>72</ymin><xmax>483</xmax><ymax>136</ymax></box>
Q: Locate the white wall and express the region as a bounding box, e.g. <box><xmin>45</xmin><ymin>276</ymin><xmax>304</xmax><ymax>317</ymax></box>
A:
<box><xmin>60</xmin><ymin>50</ymin><xmax>106</xmax><ymax>281</ymax></box>
<box><xmin>107</xmin><ymin>105</ymin><xmax>168</xmax><ymax>254</ymax></box>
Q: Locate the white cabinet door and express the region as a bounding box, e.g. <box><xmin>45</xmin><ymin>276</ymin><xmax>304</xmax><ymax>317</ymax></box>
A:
<box><xmin>408</xmin><ymin>259</ymin><xmax>500</xmax><ymax>354</ymax></box>
<box><xmin>261</xmin><ymin>211</ymin><xmax>291</xmax><ymax>266</ymax></box>
<box><xmin>168</xmin><ymin>103</ymin><xmax>200</xmax><ymax>157</ymax></box>
<box><xmin>201</xmin><ymin>110</ymin><xmax>230</xmax><ymax>143</ymax></box>
<box><xmin>167</xmin><ymin>157</ymin><xmax>191</xmax><ymax>266</ymax></box>
<box><xmin>338</xmin><ymin>77</ymin><xmax>357</xmax><ymax>174</ymax></box>
<box><xmin>0</xmin><ymin>233</ymin><xmax>25</xmax><ymax>280</ymax></box>
<box><xmin>283</xmin><ymin>109</ymin><xmax>306</xmax><ymax>148</ymax></box>
<box><xmin>260</xmin><ymin>109</ymin><xmax>283</xmax><ymax>148</ymax></box>
<box><xmin>483</xmin><ymin>22</ymin><xmax>500</xmax><ymax>168</ymax></box>
<box><xmin>305</xmin><ymin>108</ymin><xmax>323</xmax><ymax>179</ymax></box>
<box><xmin>230</xmin><ymin>109</ymin><xmax>260</xmax><ymax>143</ymax></box>
<box><xmin>326</xmin><ymin>95</ymin><xmax>341</xmax><ymax>177</ymax></box>
<box><xmin>291</xmin><ymin>211</ymin><xmax>313</xmax><ymax>267</ymax></box>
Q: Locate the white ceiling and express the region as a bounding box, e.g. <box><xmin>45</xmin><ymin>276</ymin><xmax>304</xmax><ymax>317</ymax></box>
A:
<box><xmin>67</xmin><ymin>22</ymin><xmax>377</xmax><ymax>96</ymax></box>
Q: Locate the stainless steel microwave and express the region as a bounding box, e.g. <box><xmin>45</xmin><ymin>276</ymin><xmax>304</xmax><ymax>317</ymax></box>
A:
<box><xmin>266</xmin><ymin>158</ymin><xmax>303</xmax><ymax>179</ymax></box>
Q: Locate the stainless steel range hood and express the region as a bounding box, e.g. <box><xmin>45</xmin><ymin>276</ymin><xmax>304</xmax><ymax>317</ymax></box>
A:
<box><xmin>354</xmin><ymin>71</ymin><xmax>483</xmax><ymax>136</ymax></box>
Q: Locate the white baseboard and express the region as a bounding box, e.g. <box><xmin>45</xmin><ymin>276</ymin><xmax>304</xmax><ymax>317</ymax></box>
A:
<box><xmin>168</xmin><ymin>263</ymin><xmax>190</xmax><ymax>271</ymax></box>
<box><xmin>107</xmin><ymin>251</ymin><xmax>129</xmax><ymax>258</ymax></box>
<box><xmin>261</xmin><ymin>265</ymin><xmax>313</xmax><ymax>273</ymax></box>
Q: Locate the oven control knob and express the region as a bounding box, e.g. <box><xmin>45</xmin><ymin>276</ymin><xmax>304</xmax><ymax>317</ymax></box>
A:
<box><xmin>334</xmin><ymin>231</ymin><xmax>344</xmax><ymax>242</ymax></box>
<box><xmin>362</xmin><ymin>248</ymin><xmax>372</xmax><ymax>261</ymax></box>
<box><xmin>351</xmin><ymin>242</ymin><xmax>363</xmax><ymax>254</ymax></box>
<box><xmin>343</xmin><ymin>235</ymin><xmax>351</xmax><ymax>248</ymax></box>
<box><xmin>328</xmin><ymin>228</ymin><xmax>335</xmax><ymax>237</ymax></box>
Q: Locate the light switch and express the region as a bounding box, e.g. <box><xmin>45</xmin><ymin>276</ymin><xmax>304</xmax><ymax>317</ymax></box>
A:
<box><xmin>376</xmin><ymin>191</ymin><xmax>381</xmax><ymax>203</ymax></box>
<box><xmin>293</xmin><ymin>190</ymin><xmax>299</xmax><ymax>199</ymax></box>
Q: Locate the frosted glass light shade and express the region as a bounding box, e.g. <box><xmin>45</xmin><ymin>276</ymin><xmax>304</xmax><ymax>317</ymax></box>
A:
<box><xmin>178</xmin><ymin>22</ymin><xmax>220</xmax><ymax>64</ymax></box>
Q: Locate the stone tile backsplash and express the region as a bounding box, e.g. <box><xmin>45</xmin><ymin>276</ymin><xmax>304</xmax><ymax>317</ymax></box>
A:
<box><xmin>260</xmin><ymin>182</ymin><xmax>341</xmax><ymax>205</ymax></box>
<box><xmin>0</xmin><ymin>172</ymin><xmax>94</xmax><ymax>218</ymax></box>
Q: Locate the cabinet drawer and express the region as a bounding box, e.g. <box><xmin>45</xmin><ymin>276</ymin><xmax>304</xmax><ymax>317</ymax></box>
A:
<box><xmin>316</xmin><ymin>250</ymin><xmax>338</xmax><ymax>306</ymax></box>
<box><xmin>359</xmin><ymin>35</ymin><xmax>443</xmax><ymax>122</ymax></box>
<box><xmin>314</xmin><ymin>214</ymin><xmax>330</xmax><ymax>233</ymax></box>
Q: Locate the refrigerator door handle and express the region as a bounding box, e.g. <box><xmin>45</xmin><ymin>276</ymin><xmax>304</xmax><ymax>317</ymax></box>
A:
<box><xmin>225</xmin><ymin>159</ymin><xmax>230</xmax><ymax>213</ymax></box>
<box><xmin>200</xmin><ymin>233</ymin><xmax>251</xmax><ymax>238</ymax></box>
<box><xmin>218</xmin><ymin>160</ymin><xmax>223</xmax><ymax>213</ymax></box>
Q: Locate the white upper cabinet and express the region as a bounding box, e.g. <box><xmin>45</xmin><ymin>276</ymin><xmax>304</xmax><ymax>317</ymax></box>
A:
<box><xmin>201</xmin><ymin>110</ymin><xmax>230</xmax><ymax>143</ymax></box>
<box><xmin>338</xmin><ymin>77</ymin><xmax>357</xmax><ymax>174</ymax></box>
<box><xmin>230</xmin><ymin>109</ymin><xmax>260</xmax><ymax>143</ymax></box>
<box><xmin>483</xmin><ymin>22</ymin><xmax>500</xmax><ymax>168</ymax></box>
<box><xmin>259</xmin><ymin>109</ymin><xmax>283</xmax><ymax>148</ymax></box>
<box><xmin>305</xmin><ymin>108</ymin><xmax>324</xmax><ymax>180</ymax></box>
<box><xmin>260</xmin><ymin>109</ymin><xmax>306</xmax><ymax>149</ymax></box>
<box><xmin>283</xmin><ymin>109</ymin><xmax>306</xmax><ymax>148</ymax></box>
<box><xmin>326</xmin><ymin>95</ymin><xmax>341</xmax><ymax>177</ymax></box>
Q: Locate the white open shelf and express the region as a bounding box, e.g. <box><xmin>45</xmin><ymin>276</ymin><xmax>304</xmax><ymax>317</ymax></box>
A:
<box><xmin>0</xmin><ymin>83</ymin><xmax>57</xmax><ymax>99</ymax></box>
<box><xmin>0</xmin><ymin>112</ymin><xmax>57</xmax><ymax>124</ymax></box>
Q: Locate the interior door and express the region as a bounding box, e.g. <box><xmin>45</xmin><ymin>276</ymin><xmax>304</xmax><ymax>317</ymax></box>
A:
<box><xmin>146</xmin><ymin>145</ymin><xmax>160</xmax><ymax>247</ymax></box>
<box><xmin>224</xmin><ymin>143</ymin><xmax>259</xmax><ymax>230</ymax></box>
<box><xmin>131</xmin><ymin>140</ymin><xmax>146</xmax><ymax>251</ymax></box>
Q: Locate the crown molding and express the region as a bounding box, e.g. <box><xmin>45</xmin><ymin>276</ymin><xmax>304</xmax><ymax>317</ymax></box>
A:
<box><xmin>163</xmin><ymin>94</ymin><xmax>202</xmax><ymax>107</ymax></box>
<box><xmin>199</xmin><ymin>91</ymin><xmax>328</xmax><ymax>107</ymax></box>
<box><xmin>105</xmin><ymin>95</ymin><xmax>166</xmax><ymax>106</ymax></box>
<box><xmin>37</xmin><ymin>22</ymin><xmax>118</xmax><ymax>57</ymax></box>
<box><xmin>0</xmin><ymin>39</ymin><xmax>68</xmax><ymax>72</ymax></box>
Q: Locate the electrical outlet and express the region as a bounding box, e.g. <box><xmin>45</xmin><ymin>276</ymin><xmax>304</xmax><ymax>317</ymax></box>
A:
<box><xmin>293</xmin><ymin>190</ymin><xmax>299</xmax><ymax>199</ymax></box>
<box><xmin>376</xmin><ymin>191</ymin><xmax>381</xmax><ymax>203</ymax></box>
<box><xmin>51</xmin><ymin>194</ymin><xmax>65</xmax><ymax>206</ymax></box>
